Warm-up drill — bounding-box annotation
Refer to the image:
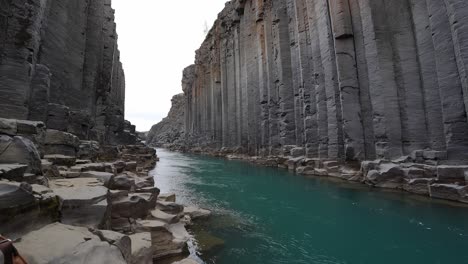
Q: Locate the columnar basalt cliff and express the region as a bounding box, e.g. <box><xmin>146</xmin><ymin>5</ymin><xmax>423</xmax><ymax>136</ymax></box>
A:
<box><xmin>183</xmin><ymin>0</ymin><xmax>468</xmax><ymax>202</ymax></box>
<box><xmin>0</xmin><ymin>0</ymin><xmax>136</xmax><ymax>144</ymax></box>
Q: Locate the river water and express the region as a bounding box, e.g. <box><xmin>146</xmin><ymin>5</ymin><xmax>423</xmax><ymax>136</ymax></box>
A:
<box><xmin>150</xmin><ymin>148</ymin><xmax>468</xmax><ymax>264</ymax></box>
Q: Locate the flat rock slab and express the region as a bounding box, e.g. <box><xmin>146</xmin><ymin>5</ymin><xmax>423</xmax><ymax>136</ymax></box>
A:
<box><xmin>150</xmin><ymin>209</ymin><xmax>179</xmax><ymax>224</ymax></box>
<box><xmin>16</xmin><ymin>223</ymin><xmax>126</xmax><ymax>264</ymax></box>
<box><xmin>44</xmin><ymin>154</ymin><xmax>76</xmax><ymax>167</ymax></box>
<box><xmin>184</xmin><ymin>206</ymin><xmax>212</xmax><ymax>220</ymax></box>
<box><xmin>70</xmin><ymin>163</ymin><xmax>115</xmax><ymax>174</ymax></box>
<box><xmin>156</xmin><ymin>201</ymin><xmax>184</xmax><ymax>215</ymax></box>
<box><xmin>80</xmin><ymin>171</ymin><xmax>115</xmax><ymax>187</ymax></box>
<box><xmin>129</xmin><ymin>232</ymin><xmax>153</xmax><ymax>264</ymax></box>
<box><xmin>50</xmin><ymin>178</ymin><xmax>110</xmax><ymax>228</ymax></box>
<box><xmin>158</xmin><ymin>193</ymin><xmax>176</xmax><ymax>202</ymax></box>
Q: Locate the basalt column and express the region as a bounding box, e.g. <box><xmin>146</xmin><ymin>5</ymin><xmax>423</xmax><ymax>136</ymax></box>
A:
<box><xmin>0</xmin><ymin>0</ymin><xmax>135</xmax><ymax>145</ymax></box>
<box><xmin>184</xmin><ymin>0</ymin><xmax>468</xmax><ymax>163</ymax></box>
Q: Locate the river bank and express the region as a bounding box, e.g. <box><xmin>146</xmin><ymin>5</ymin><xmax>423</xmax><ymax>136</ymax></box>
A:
<box><xmin>0</xmin><ymin>117</ymin><xmax>212</xmax><ymax>264</ymax></box>
<box><xmin>158</xmin><ymin>143</ymin><xmax>468</xmax><ymax>206</ymax></box>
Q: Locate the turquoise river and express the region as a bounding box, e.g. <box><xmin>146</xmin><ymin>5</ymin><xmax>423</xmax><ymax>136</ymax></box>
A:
<box><xmin>151</xmin><ymin>149</ymin><xmax>468</xmax><ymax>264</ymax></box>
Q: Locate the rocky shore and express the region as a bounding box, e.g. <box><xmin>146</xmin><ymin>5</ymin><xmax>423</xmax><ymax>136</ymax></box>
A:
<box><xmin>0</xmin><ymin>117</ymin><xmax>211</xmax><ymax>263</ymax></box>
<box><xmin>164</xmin><ymin>145</ymin><xmax>468</xmax><ymax>205</ymax></box>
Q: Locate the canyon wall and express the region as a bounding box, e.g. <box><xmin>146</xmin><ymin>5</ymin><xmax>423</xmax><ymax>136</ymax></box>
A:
<box><xmin>184</xmin><ymin>0</ymin><xmax>468</xmax><ymax>162</ymax></box>
<box><xmin>0</xmin><ymin>0</ymin><xmax>136</xmax><ymax>144</ymax></box>
<box><xmin>147</xmin><ymin>93</ymin><xmax>185</xmax><ymax>147</ymax></box>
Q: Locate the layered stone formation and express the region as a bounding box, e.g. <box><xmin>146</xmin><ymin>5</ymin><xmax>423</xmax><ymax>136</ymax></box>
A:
<box><xmin>147</xmin><ymin>93</ymin><xmax>186</xmax><ymax>147</ymax></box>
<box><xmin>0</xmin><ymin>0</ymin><xmax>136</xmax><ymax>144</ymax></box>
<box><xmin>184</xmin><ymin>0</ymin><xmax>468</xmax><ymax>162</ymax></box>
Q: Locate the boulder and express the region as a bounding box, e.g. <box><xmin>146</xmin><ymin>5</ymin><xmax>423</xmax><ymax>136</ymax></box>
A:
<box><xmin>50</xmin><ymin>178</ymin><xmax>110</xmax><ymax>229</ymax></box>
<box><xmin>437</xmin><ymin>165</ymin><xmax>468</xmax><ymax>184</ymax></box>
<box><xmin>183</xmin><ymin>206</ymin><xmax>212</xmax><ymax>220</ymax></box>
<box><xmin>129</xmin><ymin>232</ymin><xmax>153</xmax><ymax>264</ymax></box>
<box><xmin>149</xmin><ymin>209</ymin><xmax>180</xmax><ymax>224</ymax></box>
<box><xmin>111</xmin><ymin>173</ymin><xmax>136</xmax><ymax>191</ymax></box>
<box><xmin>0</xmin><ymin>118</ymin><xmax>17</xmax><ymax>135</ymax></box>
<box><xmin>93</xmin><ymin>230</ymin><xmax>132</xmax><ymax>263</ymax></box>
<box><xmin>125</xmin><ymin>161</ymin><xmax>137</xmax><ymax>172</ymax></box>
<box><xmin>111</xmin><ymin>193</ymin><xmax>157</xmax><ymax>219</ymax></box>
<box><xmin>135</xmin><ymin>220</ymin><xmax>189</xmax><ymax>260</ymax></box>
<box><xmin>113</xmin><ymin>160</ymin><xmax>127</xmax><ymax>173</ymax></box>
<box><xmin>16</xmin><ymin>223</ymin><xmax>126</xmax><ymax>264</ymax></box>
<box><xmin>0</xmin><ymin>164</ymin><xmax>28</xmax><ymax>181</ymax></box>
<box><xmin>0</xmin><ymin>182</ymin><xmax>59</xmax><ymax>237</ymax></box>
<box><xmin>81</xmin><ymin>171</ymin><xmax>115</xmax><ymax>187</ymax></box>
<box><xmin>135</xmin><ymin>176</ymin><xmax>154</xmax><ymax>190</ymax></box>
<box><xmin>44</xmin><ymin>129</ymin><xmax>80</xmax><ymax>156</ymax></box>
<box><xmin>429</xmin><ymin>184</ymin><xmax>468</xmax><ymax>202</ymax></box>
<box><xmin>0</xmin><ymin>135</ymin><xmax>42</xmax><ymax>174</ymax></box>
<box><xmin>16</xmin><ymin>120</ymin><xmax>46</xmax><ymax>157</ymax></box>
<box><xmin>403</xmin><ymin>178</ymin><xmax>434</xmax><ymax>195</ymax></box>
<box><xmin>78</xmin><ymin>140</ymin><xmax>100</xmax><ymax>161</ymax></box>
<box><xmin>156</xmin><ymin>201</ymin><xmax>184</xmax><ymax>215</ymax></box>
<box><xmin>44</xmin><ymin>154</ymin><xmax>76</xmax><ymax>167</ymax></box>
<box><xmin>365</xmin><ymin>163</ymin><xmax>405</xmax><ymax>188</ymax></box>
<box><xmin>158</xmin><ymin>193</ymin><xmax>176</xmax><ymax>202</ymax></box>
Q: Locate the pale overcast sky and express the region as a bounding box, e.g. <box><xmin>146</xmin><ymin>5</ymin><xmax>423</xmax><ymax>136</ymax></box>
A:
<box><xmin>113</xmin><ymin>0</ymin><xmax>227</xmax><ymax>131</ymax></box>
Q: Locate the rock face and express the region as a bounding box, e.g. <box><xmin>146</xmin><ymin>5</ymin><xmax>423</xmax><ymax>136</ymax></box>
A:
<box><xmin>183</xmin><ymin>0</ymin><xmax>468</xmax><ymax>162</ymax></box>
<box><xmin>147</xmin><ymin>93</ymin><xmax>186</xmax><ymax>147</ymax></box>
<box><xmin>0</xmin><ymin>0</ymin><xmax>136</xmax><ymax>145</ymax></box>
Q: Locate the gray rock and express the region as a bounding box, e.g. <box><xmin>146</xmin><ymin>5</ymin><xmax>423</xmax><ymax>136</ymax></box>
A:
<box><xmin>16</xmin><ymin>223</ymin><xmax>126</xmax><ymax>264</ymax></box>
<box><xmin>129</xmin><ymin>232</ymin><xmax>153</xmax><ymax>264</ymax></box>
<box><xmin>92</xmin><ymin>230</ymin><xmax>131</xmax><ymax>263</ymax></box>
<box><xmin>77</xmin><ymin>141</ymin><xmax>100</xmax><ymax>161</ymax></box>
<box><xmin>111</xmin><ymin>193</ymin><xmax>157</xmax><ymax>219</ymax></box>
<box><xmin>0</xmin><ymin>164</ymin><xmax>28</xmax><ymax>181</ymax></box>
<box><xmin>147</xmin><ymin>94</ymin><xmax>186</xmax><ymax>147</ymax></box>
<box><xmin>44</xmin><ymin>130</ymin><xmax>80</xmax><ymax>157</ymax></box>
<box><xmin>0</xmin><ymin>135</ymin><xmax>42</xmax><ymax>175</ymax></box>
<box><xmin>111</xmin><ymin>173</ymin><xmax>136</xmax><ymax>191</ymax></box>
<box><xmin>183</xmin><ymin>206</ymin><xmax>212</xmax><ymax>220</ymax></box>
<box><xmin>437</xmin><ymin>165</ymin><xmax>468</xmax><ymax>184</ymax></box>
<box><xmin>135</xmin><ymin>220</ymin><xmax>189</xmax><ymax>260</ymax></box>
<box><xmin>44</xmin><ymin>154</ymin><xmax>77</xmax><ymax>167</ymax></box>
<box><xmin>80</xmin><ymin>171</ymin><xmax>115</xmax><ymax>187</ymax></box>
<box><xmin>429</xmin><ymin>184</ymin><xmax>468</xmax><ymax>203</ymax></box>
<box><xmin>50</xmin><ymin>178</ymin><xmax>110</xmax><ymax>229</ymax></box>
<box><xmin>149</xmin><ymin>209</ymin><xmax>180</xmax><ymax>224</ymax></box>
<box><xmin>159</xmin><ymin>193</ymin><xmax>176</xmax><ymax>202</ymax></box>
<box><xmin>156</xmin><ymin>201</ymin><xmax>184</xmax><ymax>215</ymax></box>
<box><xmin>0</xmin><ymin>118</ymin><xmax>17</xmax><ymax>135</ymax></box>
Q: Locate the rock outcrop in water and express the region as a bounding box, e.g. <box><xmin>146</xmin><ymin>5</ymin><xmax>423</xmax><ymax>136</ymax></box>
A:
<box><xmin>147</xmin><ymin>93</ymin><xmax>186</xmax><ymax>148</ymax></box>
<box><xmin>0</xmin><ymin>0</ymin><xmax>136</xmax><ymax>145</ymax></box>
<box><xmin>180</xmin><ymin>0</ymin><xmax>468</xmax><ymax>202</ymax></box>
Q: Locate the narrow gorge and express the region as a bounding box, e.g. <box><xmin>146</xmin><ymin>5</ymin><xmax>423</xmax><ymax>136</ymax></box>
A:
<box><xmin>1</xmin><ymin>0</ymin><xmax>468</xmax><ymax>263</ymax></box>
